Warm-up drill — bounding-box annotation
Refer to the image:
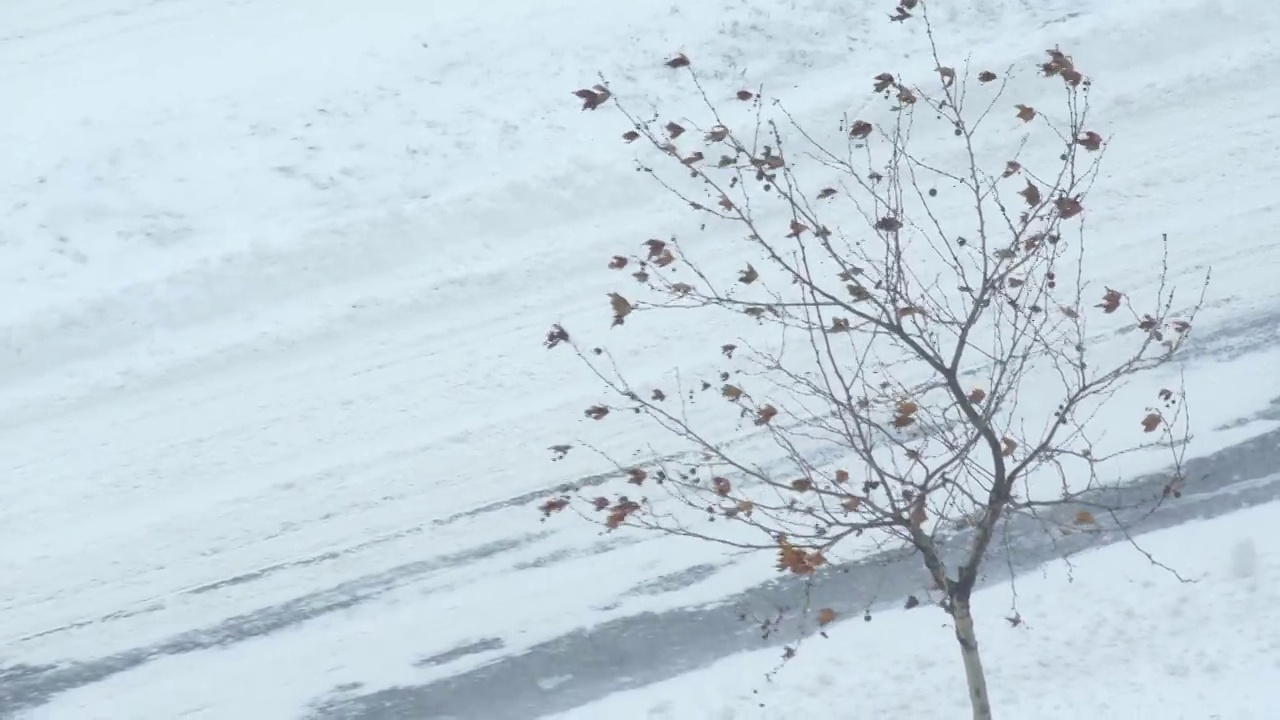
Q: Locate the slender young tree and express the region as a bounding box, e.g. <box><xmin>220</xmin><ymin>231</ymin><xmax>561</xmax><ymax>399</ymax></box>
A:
<box><xmin>545</xmin><ymin>3</ymin><xmax>1206</xmax><ymax>717</ymax></box>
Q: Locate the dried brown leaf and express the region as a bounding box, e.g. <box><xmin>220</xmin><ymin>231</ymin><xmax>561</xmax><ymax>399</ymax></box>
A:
<box><xmin>1019</xmin><ymin>180</ymin><xmax>1042</xmax><ymax>206</ymax></box>
<box><xmin>755</xmin><ymin>404</ymin><xmax>779</xmax><ymax>425</ymax></box>
<box><xmin>1096</xmin><ymin>288</ymin><xmax>1123</xmax><ymax>313</ymax></box>
<box><xmin>1055</xmin><ymin>196</ymin><xmax>1084</xmax><ymax>219</ymax></box>
<box><xmin>544</xmin><ymin>323</ymin><xmax>570</xmax><ymax>349</ymax></box>
<box><xmin>665</xmin><ymin>53</ymin><xmax>690</xmax><ymax>68</ymax></box>
<box><xmin>1077</xmin><ymin>131</ymin><xmax>1103</xmax><ymax>151</ymax></box>
<box><xmin>609</xmin><ymin>292</ymin><xmax>632</xmax><ymax>326</ymax></box>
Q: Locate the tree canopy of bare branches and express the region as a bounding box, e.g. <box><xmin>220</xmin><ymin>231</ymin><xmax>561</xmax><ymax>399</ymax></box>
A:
<box><xmin>547</xmin><ymin>3</ymin><xmax>1208</xmax><ymax>718</ymax></box>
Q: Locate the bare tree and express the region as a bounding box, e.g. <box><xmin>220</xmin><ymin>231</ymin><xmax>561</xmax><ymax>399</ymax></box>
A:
<box><xmin>544</xmin><ymin>3</ymin><xmax>1208</xmax><ymax>718</ymax></box>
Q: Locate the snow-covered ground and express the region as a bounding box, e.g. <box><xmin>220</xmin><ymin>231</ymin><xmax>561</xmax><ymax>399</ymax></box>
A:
<box><xmin>2</xmin><ymin>0</ymin><xmax>1280</xmax><ymax>717</ymax></box>
<box><xmin>553</xmin><ymin>499</ymin><xmax>1280</xmax><ymax>720</ymax></box>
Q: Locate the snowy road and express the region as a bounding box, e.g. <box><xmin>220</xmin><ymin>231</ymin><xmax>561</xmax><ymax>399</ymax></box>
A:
<box><xmin>5</xmin><ymin>0</ymin><xmax>1280</xmax><ymax>718</ymax></box>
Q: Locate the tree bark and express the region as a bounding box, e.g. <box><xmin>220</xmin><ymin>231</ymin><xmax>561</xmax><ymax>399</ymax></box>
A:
<box><xmin>952</xmin><ymin>597</ymin><xmax>994</xmax><ymax>720</ymax></box>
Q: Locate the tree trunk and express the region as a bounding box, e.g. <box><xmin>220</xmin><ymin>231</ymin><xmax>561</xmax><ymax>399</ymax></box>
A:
<box><xmin>952</xmin><ymin>597</ymin><xmax>994</xmax><ymax>720</ymax></box>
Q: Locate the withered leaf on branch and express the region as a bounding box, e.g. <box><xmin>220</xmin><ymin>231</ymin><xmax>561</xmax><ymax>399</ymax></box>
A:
<box><xmin>937</xmin><ymin>66</ymin><xmax>956</xmax><ymax>87</ymax></box>
<box><xmin>897</xmin><ymin>400</ymin><xmax>919</xmax><ymax>417</ymax></box>
<box><xmin>1008</xmin><ymin>277</ymin><xmax>1025</xmax><ymax>288</ymax></box>
<box><xmin>818</xmin><ymin>187</ymin><xmax>838</xmax><ymax>199</ymax></box>
<box><xmin>539</xmin><ymin>496</ymin><xmax>570</xmax><ymax>518</ymax></box>
<box><xmin>1019</xmin><ymin>180</ymin><xmax>1042</xmax><ymax>206</ymax></box>
<box><xmin>1002</xmin><ymin>160</ymin><xmax>1022</xmax><ymax>177</ymax></box>
<box><xmin>654</xmin><ymin>248</ymin><xmax>677</xmax><ymax>267</ymax></box>
<box><xmin>847</xmin><ymin>284</ymin><xmax>872</xmax><ymax>301</ymax></box>
<box><xmin>875</xmin><ymin>216</ymin><xmax>903</xmax><ymax>232</ymax></box>
<box><xmin>682</xmin><ymin>151</ymin><xmax>704</xmax><ymax>166</ymax></box>
<box><xmin>1001</xmin><ymin>437</ymin><xmax>1018</xmax><ymax>457</ymax></box>
<box><xmin>755</xmin><ymin>404</ymin><xmax>779</xmax><ymax>425</ymax></box>
<box><xmin>1141</xmin><ymin>412</ymin><xmax>1163</xmax><ymax>433</ymax></box>
<box><xmin>609</xmin><ymin>292</ymin><xmax>633</xmax><ymax>326</ymax></box>
<box><xmin>790</xmin><ymin>478</ymin><xmax>813</xmax><ymax>492</ymax></box>
<box><xmin>705</xmin><ymin>125</ymin><xmax>730</xmax><ymax>142</ymax></box>
<box><xmin>1077</xmin><ymin>131</ymin><xmax>1103</xmax><ymax>151</ymax></box>
<box><xmin>891</xmin><ymin>413</ymin><xmax>915</xmax><ymax>429</ymax></box>
<box><xmin>712</xmin><ymin>476</ymin><xmax>732</xmax><ymax>496</ymax></box>
<box><xmin>896</xmin><ymin>86</ymin><xmax>917</xmax><ymax>105</ymax></box>
<box><xmin>739</xmin><ymin>263</ymin><xmax>759</xmax><ymax>284</ymax></box>
<box><xmin>1060</xmin><ymin>304</ymin><xmax>1081</xmax><ymax>319</ymax></box>
<box><xmin>665</xmin><ymin>121</ymin><xmax>686</xmax><ymax>139</ymax></box>
<box><xmin>1014</xmin><ymin>104</ymin><xmax>1037</xmax><ymax>122</ymax></box>
<box><xmin>549</xmin><ymin>444</ymin><xmax>572</xmax><ymax>461</ymax></box>
<box><xmin>665</xmin><ymin>53</ymin><xmax>691</xmax><ymax>68</ymax></box>
<box><xmin>721</xmin><ymin>343</ymin><xmax>738</xmax><ymax>358</ymax></box>
<box><xmin>1073</xmin><ymin>510</ymin><xmax>1097</xmax><ymax>525</ymax></box>
<box><xmin>1172</xmin><ymin>320</ymin><xmax>1192</xmax><ymax>333</ymax></box>
<box><xmin>627</xmin><ymin>467</ymin><xmax>648</xmax><ymax>485</ymax></box>
<box><xmin>1055</xmin><ymin>196</ymin><xmax>1084</xmax><ymax>219</ymax></box>
<box><xmin>978</xmin><ymin>70</ymin><xmax>998</xmax><ymax>82</ymax></box>
<box><xmin>889</xmin><ymin>5</ymin><xmax>913</xmax><ymax>22</ymax></box>
<box><xmin>834</xmin><ymin>469</ymin><xmax>851</xmax><ymax>484</ymax></box>
<box><xmin>895</xmin><ymin>306</ymin><xmax>925</xmax><ymax>319</ymax></box>
<box><xmin>816</xmin><ymin>608</ymin><xmax>837</xmax><ymax>626</ymax></box>
<box><xmin>717</xmin><ymin>155</ymin><xmax>736</xmax><ymax>168</ymax></box>
<box><xmin>787</xmin><ymin>220</ymin><xmax>810</xmax><ymax>237</ymax></box>
<box><xmin>744</xmin><ymin>306</ymin><xmax>767</xmax><ymax>319</ymax></box>
<box><xmin>873</xmin><ymin>72</ymin><xmax>895</xmax><ymax>93</ymax></box>
<box><xmin>849</xmin><ymin>120</ymin><xmax>873</xmax><ymax>139</ymax></box>
<box><xmin>632</xmin><ymin>269</ymin><xmax>649</xmax><ymax>283</ymax></box>
<box><xmin>606</xmin><ymin>500</ymin><xmax>641</xmax><ymax>529</ymax></box>
<box><xmin>669</xmin><ymin>282</ymin><xmax>694</xmax><ymax>295</ymax></box>
<box><xmin>644</xmin><ymin>238</ymin><xmax>666</xmax><ymax>258</ymax></box>
<box><xmin>544</xmin><ymin>323</ymin><xmax>570</xmax><ymax>349</ymax></box>
<box><xmin>722</xmin><ymin>384</ymin><xmax>745</xmax><ymax>401</ymax></box>
<box><xmin>573</xmin><ymin>84</ymin><xmax>612</xmax><ymax>111</ymax></box>
<box><xmin>592</xmin><ymin>496</ymin><xmax>610</xmax><ymax>511</ymax></box>
<box><xmin>652</xmin><ymin>389</ymin><xmax>667</xmax><ymax>401</ymax></box>
<box><xmin>1096</xmin><ymin>288</ymin><xmax>1123</xmax><ymax>313</ymax></box>
<box><xmin>622</xmin><ymin>130</ymin><xmax>640</xmax><ymax>143</ymax></box>
<box><xmin>776</xmin><ymin>539</ymin><xmax>825</xmax><ymax>575</ymax></box>
<box><xmin>968</xmin><ymin>388</ymin><xmax>987</xmax><ymax>403</ymax></box>
<box><xmin>718</xmin><ymin>195</ymin><xmax>735</xmax><ymax>211</ymax></box>
<box><xmin>841</xmin><ymin>496</ymin><xmax>862</xmax><ymax>512</ymax></box>
<box><xmin>829</xmin><ymin>317</ymin><xmax>851</xmax><ymax>333</ymax></box>
<box><xmin>736</xmin><ymin>89</ymin><xmax>754</xmax><ymax>101</ymax></box>
<box><xmin>608</xmin><ymin>255</ymin><xmax>628</xmax><ymax>269</ymax></box>
<box><xmin>584</xmin><ymin>405</ymin><xmax>610</xmax><ymax>420</ymax></box>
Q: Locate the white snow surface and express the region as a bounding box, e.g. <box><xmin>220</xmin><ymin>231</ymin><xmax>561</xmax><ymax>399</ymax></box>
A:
<box><xmin>2</xmin><ymin>0</ymin><xmax>1280</xmax><ymax>717</ymax></box>
<box><xmin>552</xmin><ymin>499</ymin><xmax>1280</xmax><ymax>720</ymax></box>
